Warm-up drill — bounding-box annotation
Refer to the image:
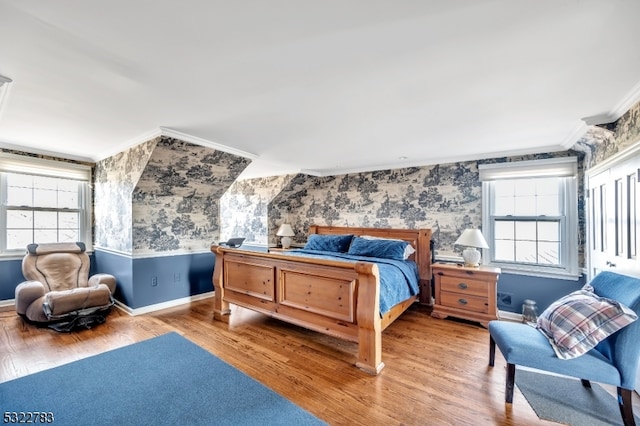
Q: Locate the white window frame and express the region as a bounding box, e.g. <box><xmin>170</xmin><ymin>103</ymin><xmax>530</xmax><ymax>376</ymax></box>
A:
<box><xmin>0</xmin><ymin>153</ymin><xmax>92</xmax><ymax>256</ymax></box>
<box><xmin>480</xmin><ymin>157</ymin><xmax>580</xmax><ymax>280</ymax></box>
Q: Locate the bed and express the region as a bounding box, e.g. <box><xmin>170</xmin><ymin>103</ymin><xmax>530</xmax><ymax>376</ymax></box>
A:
<box><xmin>211</xmin><ymin>225</ymin><xmax>433</xmax><ymax>374</ymax></box>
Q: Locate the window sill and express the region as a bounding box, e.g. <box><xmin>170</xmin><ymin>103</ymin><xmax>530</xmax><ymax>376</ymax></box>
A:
<box><xmin>0</xmin><ymin>253</ymin><xmax>26</xmax><ymax>261</ymax></box>
<box><xmin>435</xmin><ymin>255</ymin><xmax>583</xmax><ymax>281</ymax></box>
<box><xmin>0</xmin><ymin>249</ymin><xmax>94</xmax><ymax>261</ymax></box>
<box><xmin>487</xmin><ymin>263</ymin><xmax>582</xmax><ymax>281</ymax></box>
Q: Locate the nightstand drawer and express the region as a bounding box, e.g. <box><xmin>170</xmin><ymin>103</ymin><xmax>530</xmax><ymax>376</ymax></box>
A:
<box><xmin>440</xmin><ymin>292</ymin><xmax>488</xmax><ymax>313</ymax></box>
<box><xmin>440</xmin><ymin>276</ymin><xmax>487</xmax><ymax>297</ymax></box>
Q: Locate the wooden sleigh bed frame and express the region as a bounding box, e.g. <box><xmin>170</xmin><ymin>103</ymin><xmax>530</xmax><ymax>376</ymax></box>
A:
<box><xmin>211</xmin><ymin>226</ymin><xmax>433</xmax><ymax>375</ymax></box>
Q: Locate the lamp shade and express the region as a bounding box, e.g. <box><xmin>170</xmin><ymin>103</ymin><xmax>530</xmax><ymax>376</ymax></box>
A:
<box><xmin>276</xmin><ymin>224</ymin><xmax>295</xmax><ymax>237</ymax></box>
<box><xmin>454</xmin><ymin>229</ymin><xmax>489</xmax><ymax>249</ymax></box>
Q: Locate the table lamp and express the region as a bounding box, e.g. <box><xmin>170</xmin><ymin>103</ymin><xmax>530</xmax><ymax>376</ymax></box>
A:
<box><xmin>276</xmin><ymin>224</ymin><xmax>295</xmax><ymax>249</ymax></box>
<box><xmin>454</xmin><ymin>228</ymin><xmax>489</xmax><ymax>267</ymax></box>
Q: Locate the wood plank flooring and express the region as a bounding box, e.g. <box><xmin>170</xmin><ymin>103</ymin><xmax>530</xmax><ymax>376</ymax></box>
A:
<box><xmin>0</xmin><ymin>299</ymin><xmax>627</xmax><ymax>425</ymax></box>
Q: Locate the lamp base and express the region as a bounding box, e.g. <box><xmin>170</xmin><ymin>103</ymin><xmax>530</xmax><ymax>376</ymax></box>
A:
<box><xmin>462</xmin><ymin>247</ymin><xmax>481</xmax><ymax>267</ymax></box>
<box><xmin>280</xmin><ymin>236</ymin><xmax>292</xmax><ymax>249</ymax></box>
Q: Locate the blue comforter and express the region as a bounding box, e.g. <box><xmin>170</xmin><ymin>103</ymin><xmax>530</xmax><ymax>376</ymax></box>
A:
<box><xmin>282</xmin><ymin>249</ymin><xmax>420</xmax><ymax>314</ymax></box>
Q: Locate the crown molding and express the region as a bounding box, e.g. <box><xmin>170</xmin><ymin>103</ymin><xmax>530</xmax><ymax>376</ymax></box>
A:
<box><xmin>302</xmin><ymin>143</ymin><xmax>573</xmax><ymax>177</ymax></box>
<box><xmin>298</xmin><ymin>169</ymin><xmax>323</xmax><ymax>177</ymax></box>
<box><xmin>559</xmin><ymin>121</ymin><xmax>589</xmax><ymax>149</ymax></box>
<box><xmin>95</xmin><ymin>127</ymin><xmax>258</xmax><ymax>162</ymax></box>
<box><xmin>159</xmin><ymin>127</ymin><xmax>257</xmax><ymax>160</ymax></box>
<box><xmin>582</xmin><ymin>80</ymin><xmax>640</xmax><ymax>125</ymax></box>
<box><xmin>94</xmin><ymin>128</ymin><xmax>163</xmax><ymax>162</ymax></box>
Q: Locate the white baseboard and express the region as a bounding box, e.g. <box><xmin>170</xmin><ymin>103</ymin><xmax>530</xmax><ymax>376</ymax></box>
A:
<box><xmin>0</xmin><ymin>298</ymin><xmax>15</xmax><ymax>312</ymax></box>
<box><xmin>1</xmin><ymin>293</ymin><xmax>216</xmax><ymax>315</ymax></box>
<box><xmin>498</xmin><ymin>310</ymin><xmax>523</xmax><ymax>323</ymax></box>
<box><xmin>114</xmin><ymin>291</ymin><xmax>215</xmax><ymax>316</ymax></box>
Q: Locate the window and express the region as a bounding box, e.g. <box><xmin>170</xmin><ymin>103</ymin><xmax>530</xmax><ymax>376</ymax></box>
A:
<box><xmin>480</xmin><ymin>157</ymin><xmax>579</xmax><ymax>279</ymax></box>
<box><xmin>0</xmin><ymin>153</ymin><xmax>91</xmax><ymax>255</ymax></box>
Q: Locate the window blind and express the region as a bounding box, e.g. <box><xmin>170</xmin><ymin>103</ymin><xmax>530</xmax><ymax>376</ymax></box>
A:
<box><xmin>0</xmin><ymin>152</ymin><xmax>91</xmax><ymax>181</ymax></box>
<box><xmin>479</xmin><ymin>157</ymin><xmax>577</xmax><ymax>181</ymax></box>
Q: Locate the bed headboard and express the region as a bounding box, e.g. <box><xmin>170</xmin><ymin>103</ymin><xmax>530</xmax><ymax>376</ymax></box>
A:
<box><xmin>308</xmin><ymin>225</ymin><xmax>433</xmax><ymax>294</ymax></box>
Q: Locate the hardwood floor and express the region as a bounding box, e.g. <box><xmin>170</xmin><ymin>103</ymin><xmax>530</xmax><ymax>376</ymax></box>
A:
<box><xmin>0</xmin><ymin>299</ymin><xmax>625</xmax><ymax>425</ymax></box>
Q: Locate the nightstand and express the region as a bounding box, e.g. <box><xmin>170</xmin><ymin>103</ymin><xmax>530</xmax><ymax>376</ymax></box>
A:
<box><xmin>431</xmin><ymin>263</ymin><xmax>501</xmax><ymax>327</ymax></box>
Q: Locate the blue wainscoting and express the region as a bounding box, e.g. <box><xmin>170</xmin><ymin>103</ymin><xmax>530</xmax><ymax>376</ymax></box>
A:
<box><xmin>0</xmin><ymin>258</ymin><xmax>27</xmax><ymax>300</ymax></box>
<box><xmin>93</xmin><ymin>249</ymin><xmax>215</xmax><ymax>310</ymax></box>
<box><xmin>497</xmin><ymin>272</ymin><xmax>586</xmax><ymax>314</ymax></box>
<box><xmin>1</xmin><ymin>249</ymin><xmax>215</xmax><ymax>310</ymax></box>
<box><xmin>92</xmin><ymin>249</ymin><xmax>134</xmax><ymax>306</ymax></box>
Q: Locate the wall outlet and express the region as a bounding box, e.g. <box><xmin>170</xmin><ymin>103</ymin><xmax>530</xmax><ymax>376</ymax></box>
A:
<box><xmin>174</xmin><ymin>273</ymin><xmax>181</xmax><ymax>283</ymax></box>
<box><xmin>151</xmin><ymin>276</ymin><xmax>158</xmax><ymax>286</ymax></box>
<box><xmin>497</xmin><ymin>292</ymin><xmax>512</xmax><ymax>307</ymax></box>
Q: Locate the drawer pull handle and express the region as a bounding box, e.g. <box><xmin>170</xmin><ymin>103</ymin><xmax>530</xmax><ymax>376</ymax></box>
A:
<box><xmin>458</xmin><ymin>282</ymin><xmax>468</xmax><ymax>289</ymax></box>
<box><xmin>458</xmin><ymin>298</ymin><xmax>468</xmax><ymax>305</ymax></box>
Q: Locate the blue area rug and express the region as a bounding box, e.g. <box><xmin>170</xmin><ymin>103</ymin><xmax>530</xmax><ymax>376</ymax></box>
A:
<box><xmin>0</xmin><ymin>332</ymin><xmax>325</xmax><ymax>425</ymax></box>
<box><xmin>516</xmin><ymin>368</ymin><xmax>639</xmax><ymax>426</ymax></box>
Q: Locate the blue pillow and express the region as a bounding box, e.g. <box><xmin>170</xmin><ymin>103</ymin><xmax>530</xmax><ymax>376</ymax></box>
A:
<box><xmin>347</xmin><ymin>236</ymin><xmax>410</xmax><ymax>260</ymax></box>
<box><xmin>303</xmin><ymin>234</ymin><xmax>353</xmax><ymax>252</ymax></box>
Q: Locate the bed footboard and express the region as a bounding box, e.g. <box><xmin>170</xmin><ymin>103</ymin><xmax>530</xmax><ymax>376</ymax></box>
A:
<box><xmin>212</xmin><ymin>247</ymin><xmax>384</xmax><ymax>374</ymax></box>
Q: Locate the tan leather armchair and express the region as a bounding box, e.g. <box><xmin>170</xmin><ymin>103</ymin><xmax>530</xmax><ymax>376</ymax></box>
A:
<box><xmin>15</xmin><ymin>242</ymin><xmax>116</xmax><ymax>329</ymax></box>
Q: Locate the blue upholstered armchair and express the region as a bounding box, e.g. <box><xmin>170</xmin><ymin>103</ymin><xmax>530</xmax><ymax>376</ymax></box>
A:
<box><xmin>488</xmin><ymin>271</ymin><xmax>640</xmax><ymax>426</ymax></box>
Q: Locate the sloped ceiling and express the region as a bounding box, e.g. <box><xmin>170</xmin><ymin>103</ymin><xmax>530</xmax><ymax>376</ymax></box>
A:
<box><xmin>0</xmin><ymin>0</ymin><xmax>639</xmax><ymax>179</ymax></box>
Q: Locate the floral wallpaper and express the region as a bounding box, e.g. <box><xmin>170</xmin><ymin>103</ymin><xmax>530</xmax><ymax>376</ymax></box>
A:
<box><xmin>268</xmin><ymin>166</ymin><xmax>479</xmax><ymax>255</ymax></box>
<box><xmin>609</xmin><ymin>101</ymin><xmax>640</xmax><ymax>153</ymax></box>
<box><xmin>94</xmin><ymin>138</ymin><xmax>158</xmax><ymax>253</ymax></box>
<box><xmin>574</xmin><ymin>101</ymin><xmax>640</xmax><ymax>170</ymax></box>
<box><xmin>94</xmin><ymin>136</ymin><xmax>250</xmax><ymax>255</ymax></box>
<box><xmin>220</xmin><ymin>175</ymin><xmax>295</xmax><ymax>245</ymax></box>
<box><xmin>131</xmin><ymin>137</ymin><xmax>250</xmax><ymax>255</ymax></box>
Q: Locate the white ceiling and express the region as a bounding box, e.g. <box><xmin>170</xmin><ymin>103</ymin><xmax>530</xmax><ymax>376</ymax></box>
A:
<box><xmin>1</xmin><ymin>1</ymin><xmax>639</xmax><ymax>179</ymax></box>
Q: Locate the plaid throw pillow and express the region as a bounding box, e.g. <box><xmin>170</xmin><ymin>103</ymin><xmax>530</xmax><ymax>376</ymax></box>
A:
<box><xmin>536</xmin><ymin>285</ymin><xmax>638</xmax><ymax>360</ymax></box>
